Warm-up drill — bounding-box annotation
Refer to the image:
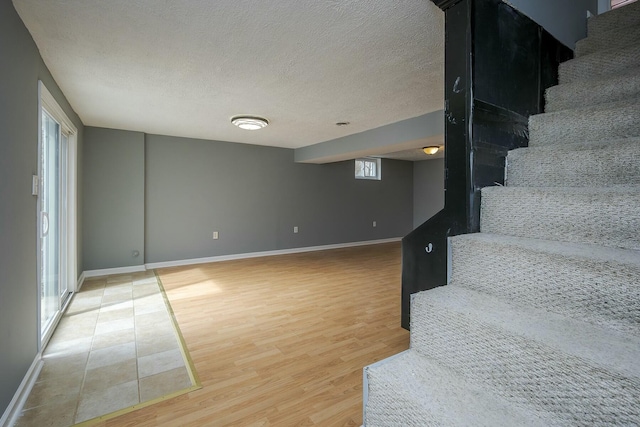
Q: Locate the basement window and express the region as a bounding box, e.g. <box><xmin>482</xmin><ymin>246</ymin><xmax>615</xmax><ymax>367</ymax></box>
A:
<box><xmin>355</xmin><ymin>158</ymin><xmax>381</xmax><ymax>180</ymax></box>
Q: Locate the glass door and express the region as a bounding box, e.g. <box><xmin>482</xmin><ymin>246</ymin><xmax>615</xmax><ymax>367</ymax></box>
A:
<box><xmin>38</xmin><ymin>82</ymin><xmax>78</xmax><ymax>346</ymax></box>
<box><xmin>40</xmin><ymin>109</ymin><xmax>69</xmax><ymax>338</ymax></box>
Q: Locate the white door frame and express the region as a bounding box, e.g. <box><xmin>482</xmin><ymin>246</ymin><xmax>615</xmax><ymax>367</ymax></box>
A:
<box><xmin>37</xmin><ymin>81</ymin><xmax>78</xmax><ymax>350</ymax></box>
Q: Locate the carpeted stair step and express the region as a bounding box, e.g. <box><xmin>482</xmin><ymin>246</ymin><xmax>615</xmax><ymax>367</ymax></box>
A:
<box><xmin>365</xmin><ymin>2</ymin><xmax>640</xmax><ymax>423</ymax></box>
<box><xmin>576</xmin><ymin>22</ymin><xmax>640</xmax><ymax>57</ymax></box>
<box><xmin>559</xmin><ymin>44</ymin><xmax>640</xmax><ymax>84</ymax></box>
<box><xmin>528</xmin><ymin>98</ymin><xmax>640</xmax><ymax>146</ymax></box>
<box><xmin>409</xmin><ymin>285</ymin><xmax>640</xmax><ymax>425</ymax></box>
<box><xmin>364</xmin><ymin>349</ymin><xmax>556</xmax><ymax>426</ymax></box>
<box><xmin>587</xmin><ymin>0</ymin><xmax>640</xmax><ymax>36</ymax></box>
<box><xmin>448</xmin><ymin>233</ymin><xmax>640</xmax><ymax>334</ymax></box>
<box><xmin>506</xmin><ymin>138</ymin><xmax>640</xmax><ymax>187</ymax></box>
<box><xmin>480</xmin><ymin>186</ymin><xmax>640</xmax><ymax>249</ymax></box>
<box><xmin>545</xmin><ymin>68</ymin><xmax>640</xmax><ymax>111</ymax></box>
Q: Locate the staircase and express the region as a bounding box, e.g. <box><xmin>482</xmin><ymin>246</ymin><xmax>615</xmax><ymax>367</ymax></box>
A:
<box><xmin>364</xmin><ymin>2</ymin><xmax>640</xmax><ymax>425</ymax></box>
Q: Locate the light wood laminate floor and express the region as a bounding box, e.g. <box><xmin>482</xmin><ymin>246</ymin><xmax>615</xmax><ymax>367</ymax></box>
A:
<box><xmin>97</xmin><ymin>242</ymin><xmax>409</xmax><ymax>426</ymax></box>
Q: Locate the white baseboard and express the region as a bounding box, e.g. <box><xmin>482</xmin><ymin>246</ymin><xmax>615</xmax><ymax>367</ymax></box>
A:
<box><xmin>145</xmin><ymin>237</ymin><xmax>402</xmax><ymax>270</ymax></box>
<box><xmin>0</xmin><ymin>355</ymin><xmax>43</xmax><ymax>427</ymax></box>
<box><xmin>80</xmin><ymin>238</ymin><xmax>401</xmax><ymax>278</ymax></box>
<box><xmin>83</xmin><ymin>264</ymin><xmax>146</xmax><ymax>278</ymax></box>
<box><xmin>76</xmin><ymin>271</ymin><xmax>86</xmax><ymax>292</ymax></box>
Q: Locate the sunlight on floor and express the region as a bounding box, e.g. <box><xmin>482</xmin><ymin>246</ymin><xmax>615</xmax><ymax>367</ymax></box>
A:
<box><xmin>13</xmin><ymin>271</ymin><xmax>198</xmax><ymax>427</ymax></box>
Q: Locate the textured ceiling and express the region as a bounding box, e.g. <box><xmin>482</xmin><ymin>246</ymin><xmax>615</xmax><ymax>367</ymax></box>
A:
<box><xmin>13</xmin><ymin>0</ymin><xmax>444</xmax><ymax>150</ymax></box>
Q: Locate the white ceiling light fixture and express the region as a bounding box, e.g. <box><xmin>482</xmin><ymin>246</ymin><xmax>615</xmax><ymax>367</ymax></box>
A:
<box><xmin>423</xmin><ymin>146</ymin><xmax>440</xmax><ymax>155</ymax></box>
<box><xmin>231</xmin><ymin>116</ymin><xmax>269</xmax><ymax>130</ymax></box>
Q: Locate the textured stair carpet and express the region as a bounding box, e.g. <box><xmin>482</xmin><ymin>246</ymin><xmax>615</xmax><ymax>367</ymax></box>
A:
<box><xmin>559</xmin><ymin>43</ymin><xmax>640</xmax><ymax>83</ymax></box>
<box><xmin>544</xmin><ymin>70</ymin><xmax>640</xmax><ymax>111</ymax></box>
<box><xmin>364</xmin><ymin>350</ymin><xmax>555</xmax><ymax>427</ymax></box>
<box><xmin>586</xmin><ymin>0</ymin><xmax>640</xmax><ymax>34</ymax></box>
<box><xmin>364</xmin><ymin>1</ymin><xmax>640</xmax><ymax>425</ymax></box>
<box><xmin>409</xmin><ymin>287</ymin><xmax>640</xmax><ymax>426</ymax></box>
<box><xmin>506</xmin><ymin>138</ymin><xmax>640</xmax><ymax>187</ymax></box>
<box><xmin>480</xmin><ymin>186</ymin><xmax>640</xmax><ymax>250</ymax></box>
<box><xmin>528</xmin><ymin>98</ymin><xmax>640</xmax><ymax>146</ymax></box>
<box><xmin>575</xmin><ymin>23</ymin><xmax>640</xmax><ymax>56</ymax></box>
<box><xmin>449</xmin><ymin>233</ymin><xmax>640</xmax><ymax>335</ymax></box>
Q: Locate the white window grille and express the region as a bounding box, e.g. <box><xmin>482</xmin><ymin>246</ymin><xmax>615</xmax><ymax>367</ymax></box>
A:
<box><xmin>355</xmin><ymin>158</ymin><xmax>381</xmax><ymax>180</ymax></box>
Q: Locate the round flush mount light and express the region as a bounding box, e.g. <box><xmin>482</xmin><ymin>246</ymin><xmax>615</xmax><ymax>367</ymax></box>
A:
<box><xmin>336</xmin><ymin>122</ymin><xmax>350</xmax><ymax>126</ymax></box>
<box><xmin>231</xmin><ymin>115</ymin><xmax>269</xmax><ymax>130</ymax></box>
<box><xmin>423</xmin><ymin>146</ymin><xmax>440</xmax><ymax>155</ymax></box>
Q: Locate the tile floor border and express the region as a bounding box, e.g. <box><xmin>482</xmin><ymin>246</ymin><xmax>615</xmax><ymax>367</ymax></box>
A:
<box><xmin>12</xmin><ymin>270</ymin><xmax>201</xmax><ymax>427</ymax></box>
<box><xmin>71</xmin><ymin>271</ymin><xmax>201</xmax><ymax>426</ymax></box>
<box><xmin>154</xmin><ymin>271</ymin><xmax>201</xmax><ymax>388</ymax></box>
<box><xmin>72</xmin><ymin>383</ymin><xmax>201</xmax><ymax>427</ymax></box>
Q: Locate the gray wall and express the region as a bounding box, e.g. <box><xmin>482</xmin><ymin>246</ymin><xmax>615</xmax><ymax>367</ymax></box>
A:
<box><xmin>81</xmin><ymin>131</ymin><xmax>413</xmax><ymax>268</ymax></box>
<box><xmin>504</xmin><ymin>0</ymin><xmax>598</xmax><ymax>48</ymax></box>
<box><xmin>83</xmin><ymin>128</ymin><xmax>145</xmax><ymax>270</ymax></box>
<box><xmin>0</xmin><ymin>1</ymin><xmax>84</xmax><ymax>416</ymax></box>
<box><xmin>413</xmin><ymin>159</ymin><xmax>445</xmax><ymax>229</ymax></box>
<box><xmin>143</xmin><ymin>134</ymin><xmax>414</xmax><ymax>263</ymax></box>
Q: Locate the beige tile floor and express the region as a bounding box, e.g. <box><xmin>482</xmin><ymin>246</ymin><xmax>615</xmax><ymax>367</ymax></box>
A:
<box><xmin>14</xmin><ymin>271</ymin><xmax>197</xmax><ymax>427</ymax></box>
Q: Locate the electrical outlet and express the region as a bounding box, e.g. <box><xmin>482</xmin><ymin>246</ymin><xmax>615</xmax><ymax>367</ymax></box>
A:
<box><xmin>373</xmin><ymin>221</ymin><xmax>377</xmax><ymax>227</ymax></box>
<box><xmin>293</xmin><ymin>226</ymin><xmax>299</xmax><ymax>233</ymax></box>
<box><xmin>213</xmin><ymin>231</ymin><xmax>219</xmax><ymax>239</ymax></box>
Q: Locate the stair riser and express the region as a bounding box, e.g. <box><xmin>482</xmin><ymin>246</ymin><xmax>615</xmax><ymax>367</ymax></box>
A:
<box><xmin>507</xmin><ymin>142</ymin><xmax>640</xmax><ymax>187</ymax></box>
<box><xmin>480</xmin><ymin>187</ymin><xmax>640</xmax><ymax>250</ymax></box>
<box><xmin>545</xmin><ymin>71</ymin><xmax>640</xmax><ymax>112</ymax></box>
<box><xmin>448</xmin><ymin>236</ymin><xmax>640</xmax><ymax>334</ymax></box>
<box><xmin>365</xmin><ymin>366</ymin><xmax>441</xmax><ymax>426</ymax></box>
<box><xmin>410</xmin><ymin>296</ymin><xmax>640</xmax><ymax>425</ymax></box>
<box><xmin>588</xmin><ymin>1</ymin><xmax>640</xmax><ymax>36</ymax></box>
<box><xmin>365</xmin><ymin>351</ymin><xmax>547</xmax><ymax>427</ymax></box>
<box><xmin>576</xmin><ymin>24</ymin><xmax>640</xmax><ymax>57</ymax></box>
<box><xmin>365</xmin><ymin>390</ymin><xmax>438</xmax><ymax>426</ymax></box>
<box><xmin>529</xmin><ymin>102</ymin><xmax>640</xmax><ymax>146</ymax></box>
<box><xmin>365</xmin><ymin>360</ymin><xmax>455</xmax><ymax>426</ymax></box>
<box><xmin>559</xmin><ymin>47</ymin><xmax>640</xmax><ymax>84</ymax></box>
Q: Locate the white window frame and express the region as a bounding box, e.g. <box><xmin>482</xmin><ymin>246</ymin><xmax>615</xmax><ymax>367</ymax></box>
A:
<box><xmin>355</xmin><ymin>158</ymin><xmax>381</xmax><ymax>181</ymax></box>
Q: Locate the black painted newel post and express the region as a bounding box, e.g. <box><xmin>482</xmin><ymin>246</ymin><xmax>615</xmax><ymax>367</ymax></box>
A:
<box><xmin>401</xmin><ymin>0</ymin><xmax>571</xmax><ymax>329</ymax></box>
